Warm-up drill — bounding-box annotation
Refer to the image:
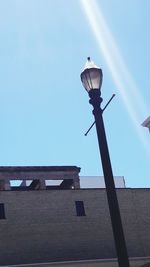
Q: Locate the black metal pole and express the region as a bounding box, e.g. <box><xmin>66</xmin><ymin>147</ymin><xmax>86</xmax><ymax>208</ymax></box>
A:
<box><xmin>89</xmin><ymin>89</ymin><xmax>130</xmax><ymax>267</ymax></box>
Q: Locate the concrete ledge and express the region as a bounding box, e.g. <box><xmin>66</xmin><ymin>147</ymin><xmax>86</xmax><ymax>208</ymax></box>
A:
<box><xmin>1</xmin><ymin>257</ymin><xmax>150</xmax><ymax>267</ymax></box>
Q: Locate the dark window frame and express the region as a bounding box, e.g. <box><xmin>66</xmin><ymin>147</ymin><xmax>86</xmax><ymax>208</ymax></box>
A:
<box><xmin>75</xmin><ymin>201</ymin><xmax>86</xmax><ymax>216</ymax></box>
<box><xmin>0</xmin><ymin>203</ymin><xmax>5</xmax><ymax>219</ymax></box>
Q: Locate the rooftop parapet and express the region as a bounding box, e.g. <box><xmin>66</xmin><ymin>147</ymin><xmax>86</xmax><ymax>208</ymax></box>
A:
<box><xmin>0</xmin><ymin>166</ymin><xmax>81</xmax><ymax>191</ymax></box>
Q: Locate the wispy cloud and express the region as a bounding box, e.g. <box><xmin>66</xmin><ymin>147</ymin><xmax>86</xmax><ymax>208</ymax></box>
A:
<box><xmin>80</xmin><ymin>0</ymin><xmax>150</xmax><ymax>154</ymax></box>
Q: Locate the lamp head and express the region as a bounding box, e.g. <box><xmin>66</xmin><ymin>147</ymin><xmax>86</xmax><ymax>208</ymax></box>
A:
<box><xmin>80</xmin><ymin>57</ymin><xmax>103</xmax><ymax>92</ymax></box>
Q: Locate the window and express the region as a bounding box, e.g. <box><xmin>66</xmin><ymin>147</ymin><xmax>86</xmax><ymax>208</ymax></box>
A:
<box><xmin>75</xmin><ymin>201</ymin><xmax>86</xmax><ymax>216</ymax></box>
<box><xmin>0</xmin><ymin>203</ymin><xmax>5</xmax><ymax>219</ymax></box>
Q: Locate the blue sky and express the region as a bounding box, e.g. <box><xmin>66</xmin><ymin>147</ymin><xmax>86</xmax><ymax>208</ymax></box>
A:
<box><xmin>0</xmin><ymin>0</ymin><xmax>149</xmax><ymax>188</ymax></box>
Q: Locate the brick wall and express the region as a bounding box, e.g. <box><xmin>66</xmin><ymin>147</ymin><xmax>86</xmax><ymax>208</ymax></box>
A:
<box><xmin>0</xmin><ymin>189</ymin><xmax>150</xmax><ymax>265</ymax></box>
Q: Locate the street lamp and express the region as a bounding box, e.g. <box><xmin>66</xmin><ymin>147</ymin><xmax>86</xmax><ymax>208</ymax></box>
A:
<box><xmin>80</xmin><ymin>57</ymin><xmax>130</xmax><ymax>267</ymax></box>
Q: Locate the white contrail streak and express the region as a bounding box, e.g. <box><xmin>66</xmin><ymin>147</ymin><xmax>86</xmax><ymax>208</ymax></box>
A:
<box><xmin>80</xmin><ymin>0</ymin><xmax>150</xmax><ymax>153</ymax></box>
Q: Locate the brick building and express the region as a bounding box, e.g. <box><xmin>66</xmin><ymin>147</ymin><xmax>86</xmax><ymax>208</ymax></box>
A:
<box><xmin>142</xmin><ymin>116</ymin><xmax>150</xmax><ymax>132</ymax></box>
<box><xmin>0</xmin><ymin>166</ymin><xmax>150</xmax><ymax>267</ymax></box>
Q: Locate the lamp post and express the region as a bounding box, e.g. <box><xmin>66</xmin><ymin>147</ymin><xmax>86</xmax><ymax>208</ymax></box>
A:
<box><xmin>80</xmin><ymin>57</ymin><xmax>130</xmax><ymax>267</ymax></box>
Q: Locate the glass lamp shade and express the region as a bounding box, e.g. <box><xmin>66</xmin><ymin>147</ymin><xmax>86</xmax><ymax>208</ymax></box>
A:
<box><xmin>80</xmin><ymin>58</ymin><xmax>103</xmax><ymax>92</ymax></box>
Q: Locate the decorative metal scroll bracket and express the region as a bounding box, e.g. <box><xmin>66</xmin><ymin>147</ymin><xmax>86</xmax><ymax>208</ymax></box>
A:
<box><xmin>84</xmin><ymin>94</ymin><xmax>116</xmax><ymax>136</ymax></box>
